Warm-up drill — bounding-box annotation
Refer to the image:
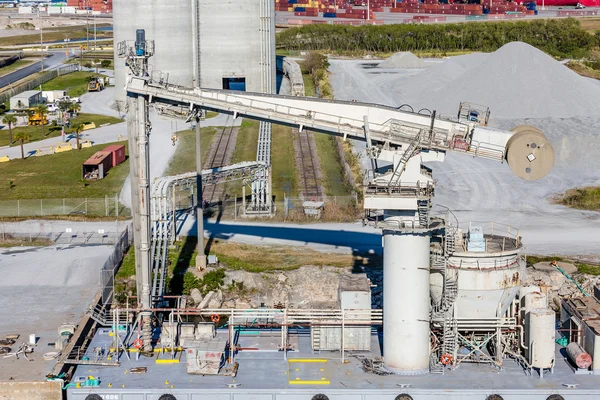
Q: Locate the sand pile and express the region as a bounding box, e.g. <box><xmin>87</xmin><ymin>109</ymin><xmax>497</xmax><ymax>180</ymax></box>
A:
<box><xmin>379</xmin><ymin>52</ymin><xmax>425</xmax><ymax>69</ymax></box>
<box><xmin>414</xmin><ymin>42</ymin><xmax>600</xmax><ymax>119</ymax></box>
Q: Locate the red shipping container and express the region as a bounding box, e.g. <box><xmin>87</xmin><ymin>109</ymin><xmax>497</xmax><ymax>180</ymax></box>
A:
<box><xmin>103</xmin><ymin>144</ymin><xmax>126</xmax><ymax>167</ymax></box>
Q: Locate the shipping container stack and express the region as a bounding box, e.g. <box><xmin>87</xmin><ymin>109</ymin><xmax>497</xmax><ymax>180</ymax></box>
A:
<box><xmin>279</xmin><ymin>0</ymin><xmax>539</xmax><ymax>22</ymax></box>
<box><xmin>66</xmin><ymin>0</ymin><xmax>113</xmax><ymax>13</ymax></box>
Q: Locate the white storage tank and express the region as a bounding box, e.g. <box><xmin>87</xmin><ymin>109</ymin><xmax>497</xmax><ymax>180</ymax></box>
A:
<box><xmin>523</xmin><ymin>291</ymin><xmax>547</xmax><ymax>320</ymax></box>
<box><xmin>431</xmin><ymin>224</ymin><xmax>526</xmax><ymax>319</ymax></box>
<box><xmin>113</xmin><ymin>0</ymin><xmax>195</xmax><ymax>102</ymax></box>
<box><xmin>528</xmin><ymin>308</ymin><xmax>555</xmax><ymax>369</ymax></box>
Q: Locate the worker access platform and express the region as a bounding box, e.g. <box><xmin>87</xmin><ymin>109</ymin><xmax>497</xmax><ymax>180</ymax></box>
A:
<box><xmin>66</xmin><ymin>307</ymin><xmax>600</xmax><ymax>400</ymax></box>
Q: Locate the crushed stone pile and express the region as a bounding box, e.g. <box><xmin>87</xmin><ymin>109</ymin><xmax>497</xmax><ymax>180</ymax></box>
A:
<box><xmin>414</xmin><ymin>41</ymin><xmax>600</xmax><ymax>119</ymax></box>
<box><xmin>379</xmin><ymin>51</ymin><xmax>425</xmax><ymax>69</ymax></box>
<box><xmin>398</xmin><ymin>53</ymin><xmax>489</xmax><ymax>100</ymax></box>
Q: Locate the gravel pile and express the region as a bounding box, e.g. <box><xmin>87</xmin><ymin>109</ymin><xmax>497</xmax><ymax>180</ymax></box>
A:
<box><xmin>378</xmin><ymin>51</ymin><xmax>425</xmax><ymax>69</ymax></box>
<box><xmin>415</xmin><ymin>42</ymin><xmax>600</xmax><ymax>119</ymax></box>
<box><xmin>399</xmin><ymin>53</ymin><xmax>489</xmax><ymax>100</ymax></box>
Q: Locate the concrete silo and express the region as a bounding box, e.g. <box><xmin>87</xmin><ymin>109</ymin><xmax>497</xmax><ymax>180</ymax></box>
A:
<box><xmin>113</xmin><ymin>0</ymin><xmax>195</xmax><ymax>103</ymax></box>
<box><xmin>113</xmin><ymin>0</ymin><xmax>275</xmax><ymax>101</ymax></box>
<box><xmin>196</xmin><ymin>0</ymin><xmax>276</xmax><ymax>93</ymax></box>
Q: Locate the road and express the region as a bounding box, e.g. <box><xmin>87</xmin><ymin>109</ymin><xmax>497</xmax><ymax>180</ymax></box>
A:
<box><xmin>0</xmin><ymin>50</ymin><xmax>70</xmax><ymax>88</ymax></box>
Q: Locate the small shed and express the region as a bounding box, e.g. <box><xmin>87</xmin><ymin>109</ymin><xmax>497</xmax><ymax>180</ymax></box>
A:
<box><xmin>102</xmin><ymin>144</ymin><xmax>126</xmax><ymax>167</ymax></box>
<box><xmin>82</xmin><ymin>151</ymin><xmax>112</xmax><ymax>180</ymax></box>
<box><xmin>10</xmin><ymin>90</ymin><xmax>43</xmax><ymax>110</ymax></box>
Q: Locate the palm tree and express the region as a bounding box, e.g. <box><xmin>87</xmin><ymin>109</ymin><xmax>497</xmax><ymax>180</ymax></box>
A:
<box><xmin>2</xmin><ymin>114</ymin><xmax>17</xmax><ymax>146</ymax></box>
<box><xmin>71</xmin><ymin>122</ymin><xmax>84</xmax><ymax>150</ymax></box>
<box><xmin>69</xmin><ymin>102</ymin><xmax>81</xmax><ymax>117</ymax></box>
<box><xmin>33</xmin><ymin>104</ymin><xmax>49</xmax><ymax>137</ymax></box>
<box><xmin>14</xmin><ymin>131</ymin><xmax>29</xmax><ymax>159</ymax></box>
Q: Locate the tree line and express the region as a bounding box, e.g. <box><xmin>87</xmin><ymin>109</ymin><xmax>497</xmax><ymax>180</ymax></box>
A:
<box><xmin>277</xmin><ymin>18</ymin><xmax>598</xmax><ymax>59</ymax></box>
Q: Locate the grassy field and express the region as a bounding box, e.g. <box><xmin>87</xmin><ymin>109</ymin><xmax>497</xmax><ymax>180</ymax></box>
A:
<box><xmin>166</xmin><ymin>127</ymin><xmax>218</xmax><ymax>176</ymax></box>
<box><xmin>555</xmin><ymin>186</ymin><xmax>600</xmax><ymax>211</ymax></box>
<box><xmin>0</xmin><ymin>140</ymin><xmax>129</xmax><ymax>200</ymax></box>
<box><xmin>567</xmin><ymin>61</ymin><xmax>600</xmax><ymax>80</ymax></box>
<box><xmin>578</xmin><ymin>17</ymin><xmax>600</xmax><ymax>32</ymax></box>
<box><xmin>303</xmin><ymin>72</ymin><xmax>350</xmax><ymax>197</ymax></box>
<box><xmin>314</xmin><ymin>134</ymin><xmax>351</xmax><ymax>196</ymax></box>
<box><xmin>227</xmin><ymin>119</ymin><xmax>260</xmax><ymax>197</ymax></box>
<box><xmin>303</xmin><ymin>74</ymin><xmax>316</xmax><ymax>96</ymax></box>
<box><xmin>0</xmin><ymin>58</ymin><xmax>35</xmax><ymax>76</ymax></box>
<box><xmin>271</xmin><ymin>123</ymin><xmax>297</xmax><ymax>201</ymax></box>
<box><xmin>41</xmin><ymin>71</ymin><xmax>107</xmax><ymax>98</ymax></box>
<box><xmin>0</xmin><ymin>24</ymin><xmax>112</xmax><ymax>47</ymax></box>
<box><xmin>0</xmin><ymin>113</ymin><xmax>123</xmax><ymax>147</ymax></box>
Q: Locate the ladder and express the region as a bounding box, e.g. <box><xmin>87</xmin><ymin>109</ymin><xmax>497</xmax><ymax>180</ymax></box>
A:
<box><xmin>457</xmin><ymin>102</ymin><xmax>471</xmax><ymax>122</ymax></box>
<box><xmin>417</xmin><ymin>199</ymin><xmax>430</xmax><ymax>227</ymax></box>
<box><xmin>388</xmin><ymin>130</ymin><xmax>422</xmax><ymax>188</ymax></box>
<box><xmin>311</xmin><ymin>326</ymin><xmax>321</xmax><ymax>351</ymax></box>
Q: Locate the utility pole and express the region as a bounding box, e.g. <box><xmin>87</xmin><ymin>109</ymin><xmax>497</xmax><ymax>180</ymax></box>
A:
<box><xmin>93</xmin><ymin>14</ymin><xmax>97</xmax><ymax>50</ymax></box>
<box><xmin>85</xmin><ymin>0</ymin><xmax>89</xmax><ymax>52</ymax></box>
<box><xmin>195</xmin><ymin>113</ymin><xmax>206</xmax><ymax>270</ymax></box>
<box><xmin>39</xmin><ymin>9</ymin><xmax>44</xmax><ymax>72</ymax></box>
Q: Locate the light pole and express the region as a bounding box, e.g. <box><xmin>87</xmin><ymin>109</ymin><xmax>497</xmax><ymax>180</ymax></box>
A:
<box><xmin>39</xmin><ymin>9</ymin><xmax>44</xmax><ymax>72</ymax></box>
<box><xmin>85</xmin><ymin>0</ymin><xmax>89</xmax><ymax>51</ymax></box>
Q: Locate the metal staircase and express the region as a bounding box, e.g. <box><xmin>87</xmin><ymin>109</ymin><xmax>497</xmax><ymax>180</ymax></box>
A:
<box><xmin>311</xmin><ymin>326</ymin><xmax>322</xmax><ymax>351</ymax></box>
<box><xmin>388</xmin><ymin>130</ymin><xmax>422</xmax><ymax>188</ymax></box>
<box><xmin>430</xmin><ymin>223</ymin><xmax>460</xmax><ymax>373</ymax></box>
<box><xmin>90</xmin><ymin>304</ymin><xmax>132</xmax><ymax>327</ymax></box>
<box><xmin>418</xmin><ymin>199</ymin><xmax>430</xmax><ymax>227</ymax></box>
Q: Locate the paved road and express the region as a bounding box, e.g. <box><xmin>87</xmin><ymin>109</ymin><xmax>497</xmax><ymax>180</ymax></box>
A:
<box><xmin>0</xmin><ymin>50</ymin><xmax>70</xmax><ymax>88</ymax></box>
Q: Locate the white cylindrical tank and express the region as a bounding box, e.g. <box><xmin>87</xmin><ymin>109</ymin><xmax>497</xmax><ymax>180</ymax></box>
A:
<box><xmin>383</xmin><ymin>229</ymin><xmax>430</xmax><ymax>374</ymax></box>
<box><xmin>519</xmin><ymin>285</ymin><xmax>541</xmax><ymax>307</ymax></box>
<box><xmin>113</xmin><ymin>0</ymin><xmax>195</xmax><ymax>102</ymax></box>
<box><xmin>528</xmin><ymin>308</ymin><xmax>555</xmax><ymax>368</ymax></box>
<box><xmin>442</xmin><ymin>250</ymin><xmax>525</xmax><ymax>318</ymax></box>
<box><xmin>524</xmin><ymin>292</ymin><xmax>547</xmax><ymax>311</ymax></box>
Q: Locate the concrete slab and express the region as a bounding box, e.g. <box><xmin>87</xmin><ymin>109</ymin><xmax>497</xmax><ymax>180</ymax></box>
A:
<box><xmin>0</xmin><ymin>244</ymin><xmax>114</xmax><ymax>382</ymax></box>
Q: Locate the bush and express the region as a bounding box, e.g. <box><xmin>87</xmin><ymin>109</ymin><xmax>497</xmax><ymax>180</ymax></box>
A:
<box><xmin>100</xmin><ymin>60</ymin><xmax>111</xmax><ymax>68</ymax></box>
<box><xmin>278</xmin><ymin>19</ymin><xmax>597</xmax><ymax>59</ymax></box>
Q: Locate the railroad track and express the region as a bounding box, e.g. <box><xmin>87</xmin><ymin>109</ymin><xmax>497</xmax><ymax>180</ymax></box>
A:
<box><xmin>294</xmin><ymin>128</ymin><xmax>322</xmax><ymax>200</ymax></box>
<box><xmin>203</xmin><ymin>122</ymin><xmax>238</xmax><ymax>205</ymax></box>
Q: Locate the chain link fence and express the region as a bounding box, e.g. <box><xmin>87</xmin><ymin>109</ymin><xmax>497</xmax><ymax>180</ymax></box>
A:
<box><xmin>0</xmin><ymin>196</ymin><xmax>130</xmax><ymax>218</ymax></box>
<box><xmin>100</xmin><ymin>225</ymin><xmax>132</xmax><ymax>305</ymax></box>
<box><xmin>0</xmin><ymin>64</ymin><xmax>79</xmax><ymax>104</ymax></box>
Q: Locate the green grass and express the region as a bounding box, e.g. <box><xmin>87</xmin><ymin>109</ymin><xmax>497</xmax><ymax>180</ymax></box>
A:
<box><xmin>227</xmin><ymin>119</ymin><xmax>260</xmax><ymax>198</ymax></box>
<box><xmin>303</xmin><ymin>74</ymin><xmax>316</xmax><ymax>97</ymax></box>
<box><xmin>0</xmin><ymin>113</ymin><xmax>123</xmax><ymax>147</ymax></box>
<box><xmin>557</xmin><ymin>187</ymin><xmax>600</xmax><ymax>211</ymax></box>
<box><xmin>205</xmin><ymin>111</ymin><xmax>218</xmax><ymax>119</ymax></box>
<box><xmin>314</xmin><ymin>134</ymin><xmax>351</xmax><ymax>196</ymax></box>
<box><xmin>271</xmin><ymin>124</ymin><xmax>297</xmax><ymax>201</ymax></box>
<box><xmin>116</xmin><ymin>247</ymin><xmax>136</xmax><ymax>280</ymax></box>
<box><xmin>0</xmin><ymin>140</ymin><xmax>129</xmax><ymax>200</ymax></box>
<box><xmin>0</xmin><ymin>59</ymin><xmax>34</xmax><ymax>76</ymax></box>
<box><xmin>303</xmin><ymin>72</ymin><xmax>350</xmax><ymax>197</ymax></box>
<box><xmin>166</xmin><ymin>127</ymin><xmax>218</xmax><ymax>176</ymax></box>
<box><xmin>577</xmin><ymin>263</ymin><xmax>600</xmax><ymax>276</ymax></box>
<box><xmin>41</xmin><ymin>71</ymin><xmax>107</xmax><ymax>98</ymax></box>
<box><xmin>0</xmin><ymin>25</ymin><xmax>112</xmax><ymax>47</ymax></box>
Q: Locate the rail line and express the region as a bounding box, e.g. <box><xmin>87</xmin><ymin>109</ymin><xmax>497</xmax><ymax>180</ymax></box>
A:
<box><xmin>203</xmin><ymin>118</ymin><xmax>238</xmax><ymax>205</ymax></box>
<box><xmin>294</xmin><ymin>128</ymin><xmax>322</xmax><ymax>200</ymax></box>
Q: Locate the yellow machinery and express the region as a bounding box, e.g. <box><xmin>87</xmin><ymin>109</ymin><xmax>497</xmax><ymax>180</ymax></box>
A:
<box><xmin>27</xmin><ymin>109</ymin><xmax>48</xmax><ymax>126</ymax></box>
<box><xmin>88</xmin><ymin>77</ymin><xmax>105</xmax><ymax>92</ymax></box>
